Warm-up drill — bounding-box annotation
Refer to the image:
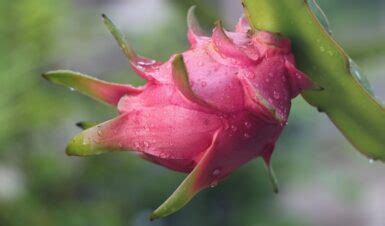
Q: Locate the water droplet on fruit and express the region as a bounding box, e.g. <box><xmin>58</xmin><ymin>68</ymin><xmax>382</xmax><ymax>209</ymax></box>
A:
<box><xmin>230</xmin><ymin>125</ymin><xmax>237</xmax><ymax>132</ymax></box>
<box><xmin>244</xmin><ymin>121</ymin><xmax>252</xmax><ymax>128</ymax></box>
<box><xmin>201</xmin><ymin>81</ymin><xmax>207</xmax><ymax>87</ymax></box>
<box><xmin>210</xmin><ymin>181</ymin><xmax>218</xmax><ymax>188</ymax></box>
<box><xmin>246</xmin><ymin>71</ymin><xmax>255</xmax><ymax>79</ymax></box>
<box><xmin>244</xmin><ymin>133</ymin><xmax>251</xmax><ymax>138</ymax></box>
<box><xmin>96</xmin><ymin>126</ymin><xmax>103</xmax><ymax>136</ymax></box>
<box><xmin>69</xmin><ymin>87</ymin><xmax>75</xmax><ymax>91</ymax></box>
<box><xmin>133</xmin><ymin>142</ymin><xmax>140</xmax><ymax>149</ymax></box>
<box><xmin>143</xmin><ymin>125</ymin><xmax>150</xmax><ymax>132</ymax></box>
<box><xmin>137</xmin><ymin>59</ymin><xmax>156</xmax><ymax>66</ymax></box>
<box><xmin>273</xmin><ymin>91</ymin><xmax>280</xmax><ymax>99</ymax></box>
<box><xmin>212</xmin><ymin>168</ymin><xmax>221</xmax><ymax>177</ymax></box>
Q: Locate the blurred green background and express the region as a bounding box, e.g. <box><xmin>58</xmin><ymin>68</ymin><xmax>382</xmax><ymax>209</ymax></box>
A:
<box><xmin>0</xmin><ymin>0</ymin><xmax>384</xmax><ymax>226</ymax></box>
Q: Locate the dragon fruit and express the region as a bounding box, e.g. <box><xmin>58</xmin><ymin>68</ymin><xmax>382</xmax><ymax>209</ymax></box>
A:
<box><xmin>43</xmin><ymin>7</ymin><xmax>316</xmax><ymax>219</ymax></box>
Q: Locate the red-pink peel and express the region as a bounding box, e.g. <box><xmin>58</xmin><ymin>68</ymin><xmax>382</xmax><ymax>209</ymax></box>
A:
<box><xmin>43</xmin><ymin>8</ymin><xmax>316</xmax><ymax>220</ymax></box>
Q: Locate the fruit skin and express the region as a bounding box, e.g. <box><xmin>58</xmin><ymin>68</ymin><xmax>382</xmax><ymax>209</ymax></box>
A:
<box><xmin>43</xmin><ymin>8</ymin><xmax>316</xmax><ymax>219</ymax></box>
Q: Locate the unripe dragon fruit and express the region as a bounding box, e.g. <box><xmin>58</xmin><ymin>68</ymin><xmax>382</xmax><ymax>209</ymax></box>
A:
<box><xmin>43</xmin><ymin>7</ymin><xmax>316</xmax><ymax>219</ymax></box>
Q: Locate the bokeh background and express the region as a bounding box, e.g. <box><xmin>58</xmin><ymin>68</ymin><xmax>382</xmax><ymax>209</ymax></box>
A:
<box><xmin>0</xmin><ymin>0</ymin><xmax>384</xmax><ymax>226</ymax></box>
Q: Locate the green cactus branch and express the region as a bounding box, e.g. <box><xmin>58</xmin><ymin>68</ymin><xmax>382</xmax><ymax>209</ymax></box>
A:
<box><xmin>242</xmin><ymin>0</ymin><xmax>385</xmax><ymax>160</ymax></box>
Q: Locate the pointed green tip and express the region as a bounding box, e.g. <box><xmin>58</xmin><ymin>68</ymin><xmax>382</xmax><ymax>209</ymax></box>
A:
<box><xmin>65</xmin><ymin>133</ymin><xmax>88</xmax><ymax>156</ymax></box>
<box><xmin>149</xmin><ymin>213</ymin><xmax>157</xmax><ymax>221</ymax></box>
<box><xmin>148</xmin><ymin>168</ymin><xmax>198</xmax><ymax>220</ymax></box>
<box><xmin>41</xmin><ymin>70</ymin><xmax>83</xmax><ymax>87</ymax></box>
<box><xmin>187</xmin><ymin>5</ymin><xmax>197</xmax><ymax>15</ymax></box>
<box><xmin>149</xmin><ymin>191</ymin><xmax>192</xmax><ymax>221</ymax></box>
<box><xmin>102</xmin><ymin>13</ymin><xmax>137</xmax><ymax>61</ymax></box>
<box><xmin>76</xmin><ymin>121</ymin><xmax>98</xmax><ymax>130</ymax></box>
<box><xmin>172</xmin><ymin>54</ymin><xmax>185</xmax><ymax>71</ymax></box>
<box><xmin>187</xmin><ymin>5</ymin><xmax>203</xmax><ymax>33</ymax></box>
<box><xmin>214</xmin><ymin>19</ymin><xmax>222</xmax><ymax>28</ymax></box>
<box><xmin>263</xmin><ymin>161</ymin><xmax>279</xmax><ymax>194</ymax></box>
<box><xmin>149</xmin><ymin>205</ymin><xmax>180</xmax><ymax>221</ymax></box>
<box><xmin>41</xmin><ymin>72</ymin><xmax>49</xmax><ymax>81</ymax></box>
<box><xmin>65</xmin><ymin>132</ymin><xmax>106</xmax><ymax>156</ymax></box>
<box><xmin>42</xmin><ymin>71</ymin><xmax>66</xmax><ymax>84</ymax></box>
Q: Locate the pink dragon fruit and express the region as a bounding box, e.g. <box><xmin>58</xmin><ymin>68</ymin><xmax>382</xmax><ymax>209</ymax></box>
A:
<box><xmin>43</xmin><ymin>7</ymin><xmax>316</xmax><ymax>219</ymax></box>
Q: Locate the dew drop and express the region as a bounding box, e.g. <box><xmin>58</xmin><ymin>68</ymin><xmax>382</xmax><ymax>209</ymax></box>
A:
<box><xmin>198</xmin><ymin>61</ymin><xmax>204</xmax><ymax>66</ymax></box>
<box><xmin>273</xmin><ymin>91</ymin><xmax>280</xmax><ymax>99</ymax></box>
<box><xmin>230</xmin><ymin>125</ymin><xmax>237</xmax><ymax>132</ymax></box>
<box><xmin>210</xmin><ymin>181</ymin><xmax>218</xmax><ymax>188</ymax></box>
<box><xmin>82</xmin><ymin>139</ymin><xmax>88</xmax><ymax>145</ymax></box>
<box><xmin>369</xmin><ymin>159</ymin><xmax>374</xmax><ymax>164</ymax></box>
<box><xmin>143</xmin><ymin>125</ymin><xmax>150</xmax><ymax>132</ymax></box>
<box><xmin>133</xmin><ymin>141</ymin><xmax>140</xmax><ymax>149</ymax></box>
<box><xmin>69</xmin><ymin>87</ymin><xmax>75</xmax><ymax>91</ymax></box>
<box><xmin>244</xmin><ymin>133</ymin><xmax>251</xmax><ymax>138</ymax></box>
<box><xmin>137</xmin><ymin>59</ymin><xmax>156</xmax><ymax>66</ymax></box>
<box><xmin>212</xmin><ymin>168</ymin><xmax>221</xmax><ymax>177</ymax></box>
<box><xmin>244</xmin><ymin>121</ymin><xmax>252</xmax><ymax>128</ymax></box>
<box><xmin>246</xmin><ymin>71</ymin><xmax>255</xmax><ymax>79</ymax></box>
<box><xmin>348</xmin><ymin>58</ymin><xmax>373</xmax><ymax>94</ymax></box>
<box><xmin>327</xmin><ymin>50</ymin><xmax>334</xmax><ymax>56</ymax></box>
<box><xmin>96</xmin><ymin>126</ymin><xmax>103</xmax><ymax>136</ymax></box>
<box><xmin>201</xmin><ymin>81</ymin><xmax>207</xmax><ymax>87</ymax></box>
<box><xmin>320</xmin><ymin>46</ymin><xmax>325</xmax><ymax>52</ymax></box>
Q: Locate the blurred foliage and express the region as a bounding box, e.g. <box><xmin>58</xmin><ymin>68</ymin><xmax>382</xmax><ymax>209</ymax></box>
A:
<box><xmin>0</xmin><ymin>0</ymin><xmax>384</xmax><ymax>226</ymax></box>
<box><xmin>0</xmin><ymin>0</ymin><xmax>70</xmax><ymax>145</ymax></box>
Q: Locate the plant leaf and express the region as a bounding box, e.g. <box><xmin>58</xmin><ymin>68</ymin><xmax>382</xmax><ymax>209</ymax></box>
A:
<box><xmin>242</xmin><ymin>0</ymin><xmax>385</xmax><ymax>160</ymax></box>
